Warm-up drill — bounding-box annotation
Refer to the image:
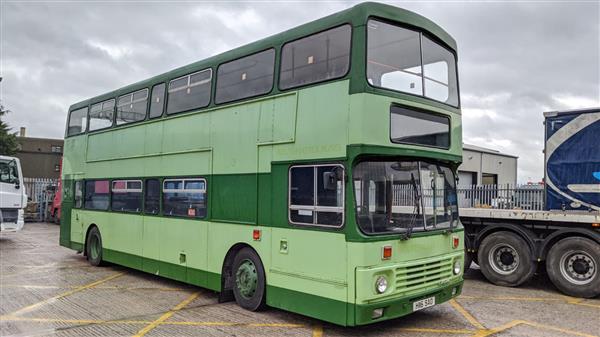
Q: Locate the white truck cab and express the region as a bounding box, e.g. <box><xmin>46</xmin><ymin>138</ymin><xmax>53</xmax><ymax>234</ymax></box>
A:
<box><xmin>0</xmin><ymin>155</ymin><xmax>27</xmax><ymax>231</ymax></box>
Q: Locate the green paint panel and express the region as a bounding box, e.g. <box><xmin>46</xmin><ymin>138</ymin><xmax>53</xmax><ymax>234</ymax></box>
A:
<box><xmin>267</xmin><ymin>285</ymin><xmax>347</xmax><ymax>326</ymax></box>
<box><xmin>211</xmin><ymin>174</ymin><xmax>257</xmax><ymax>223</ymax></box>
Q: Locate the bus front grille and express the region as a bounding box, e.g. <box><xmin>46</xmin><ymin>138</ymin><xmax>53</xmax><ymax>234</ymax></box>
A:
<box><xmin>394</xmin><ymin>257</ymin><xmax>453</xmax><ymax>294</ymax></box>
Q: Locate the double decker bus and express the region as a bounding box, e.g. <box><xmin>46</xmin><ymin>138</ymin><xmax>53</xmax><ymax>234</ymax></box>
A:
<box><xmin>60</xmin><ymin>2</ymin><xmax>463</xmax><ymax>326</ymax></box>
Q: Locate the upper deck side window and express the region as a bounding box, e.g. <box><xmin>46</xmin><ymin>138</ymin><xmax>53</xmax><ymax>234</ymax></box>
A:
<box><xmin>279</xmin><ymin>25</ymin><xmax>352</xmax><ymax>90</ymax></box>
<box><xmin>366</xmin><ymin>19</ymin><xmax>459</xmax><ymax>107</ymax></box>
<box><xmin>149</xmin><ymin>83</ymin><xmax>166</xmax><ymax>119</ymax></box>
<box><xmin>117</xmin><ymin>89</ymin><xmax>149</xmax><ymax>125</ymax></box>
<box><xmin>167</xmin><ymin>69</ymin><xmax>212</xmax><ymax>115</ymax></box>
<box><xmin>89</xmin><ymin>99</ymin><xmax>115</xmax><ymax>131</ymax></box>
<box><xmin>67</xmin><ymin>107</ymin><xmax>88</xmax><ymax>136</ymax></box>
<box><xmin>215</xmin><ymin>49</ymin><xmax>275</xmax><ymax>104</ymax></box>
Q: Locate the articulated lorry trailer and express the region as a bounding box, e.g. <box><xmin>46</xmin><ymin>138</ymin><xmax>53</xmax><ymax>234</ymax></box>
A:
<box><xmin>461</xmin><ymin>108</ymin><xmax>600</xmax><ymax>298</ymax></box>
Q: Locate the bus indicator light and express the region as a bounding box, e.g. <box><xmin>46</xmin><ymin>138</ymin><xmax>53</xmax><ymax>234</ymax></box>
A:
<box><xmin>452</xmin><ymin>236</ymin><xmax>459</xmax><ymax>249</ymax></box>
<box><xmin>253</xmin><ymin>229</ymin><xmax>261</xmax><ymax>241</ymax></box>
<box><xmin>382</xmin><ymin>246</ymin><xmax>392</xmax><ymax>260</ymax></box>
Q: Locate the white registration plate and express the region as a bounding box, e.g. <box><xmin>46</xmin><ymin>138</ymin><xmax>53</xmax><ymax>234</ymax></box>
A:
<box><xmin>412</xmin><ymin>296</ymin><xmax>435</xmax><ymax>312</ymax></box>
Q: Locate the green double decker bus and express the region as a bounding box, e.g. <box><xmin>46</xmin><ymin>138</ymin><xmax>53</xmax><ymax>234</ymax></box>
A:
<box><xmin>60</xmin><ymin>2</ymin><xmax>464</xmax><ymax>326</ymax></box>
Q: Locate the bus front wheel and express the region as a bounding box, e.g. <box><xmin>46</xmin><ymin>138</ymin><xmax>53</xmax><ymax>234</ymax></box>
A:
<box><xmin>86</xmin><ymin>226</ymin><xmax>104</xmax><ymax>267</ymax></box>
<box><xmin>232</xmin><ymin>247</ymin><xmax>266</xmax><ymax>311</ymax></box>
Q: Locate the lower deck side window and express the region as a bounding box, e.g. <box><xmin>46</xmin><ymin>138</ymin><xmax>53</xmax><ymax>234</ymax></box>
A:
<box><xmin>84</xmin><ymin>180</ymin><xmax>109</xmax><ymax>210</ymax></box>
<box><xmin>111</xmin><ymin>180</ymin><xmax>142</xmax><ymax>212</ymax></box>
<box><xmin>289</xmin><ymin>164</ymin><xmax>344</xmax><ymax>227</ymax></box>
<box><xmin>163</xmin><ymin>178</ymin><xmax>207</xmax><ymax>218</ymax></box>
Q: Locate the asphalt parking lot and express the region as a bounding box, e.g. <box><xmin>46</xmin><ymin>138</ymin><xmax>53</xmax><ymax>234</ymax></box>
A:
<box><xmin>1</xmin><ymin>223</ymin><xmax>598</xmax><ymax>337</ymax></box>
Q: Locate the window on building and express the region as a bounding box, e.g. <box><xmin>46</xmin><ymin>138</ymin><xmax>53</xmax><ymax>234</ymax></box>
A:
<box><xmin>215</xmin><ymin>49</ymin><xmax>275</xmax><ymax>104</ymax></box>
<box><xmin>289</xmin><ymin>164</ymin><xmax>344</xmax><ymax>227</ymax></box>
<box><xmin>149</xmin><ymin>83</ymin><xmax>166</xmax><ymax>119</ymax></box>
<box><xmin>116</xmin><ymin>89</ymin><xmax>148</xmax><ymax>125</ymax></box>
<box><xmin>162</xmin><ymin>178</ymin><xmax>206</xmax><ymax>218</ymax></box>
<box><xmin>67</xmin><ymin>107</ymin><xmax>88</xmax><ymax>136</ymax></box>
<box><xmin>74</xmin><ymin>181</ymin><xmax>83</xmax><ymax>208</ymax></box>
<box><xmin>390</xmin><ymin>106</ymin><xmax>450</xmax><ymax>148</ymax></box>
<box><xmin>111</xmin><ymin>180</ymin><xmax>142</xmax><ymax>212</ymax></box>
<box><xmin>144</xmin><ymin>179</ymin><xmax>160</xmax><ymax>215</ymax></box>
<box><xmin>51</xmin><ymin>145</ymin><xmax>62</xmax><ymax>153</ymax></box>
<box><xmin>84</xmin><ymin>180</ymin><xmax>109</xmax><ymax>210</ymax></box>
<box><xmin>280</xmin><ymin>25</ymin><xmax>351</xmax><ymax>90</ymax></box>
<box><xmin>89</xmin><ymin>99</ymin><xmax>115</xmax><ymax>131</ymax></box>
<box><xmin>167</xmin><ymin>69</ymin><xmax>212</xmax><ymax>115</ymax></box>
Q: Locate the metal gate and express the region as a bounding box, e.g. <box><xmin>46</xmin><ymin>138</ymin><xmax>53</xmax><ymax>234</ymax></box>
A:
<box><xmin>23</xmin><ymin>178</ymin><xmax>58</xmax><ymax>222</ymax></box>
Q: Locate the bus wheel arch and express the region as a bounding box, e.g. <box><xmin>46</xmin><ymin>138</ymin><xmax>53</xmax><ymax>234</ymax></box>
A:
<box><xmin>220</xmin><ymin>244</ymin><xmax>266</xmax><ymax>311</ymax></box>
<box><xmin>220</xmin><ymin>243</ymin><xmax>256</xmax><ymax>302</ymax></box>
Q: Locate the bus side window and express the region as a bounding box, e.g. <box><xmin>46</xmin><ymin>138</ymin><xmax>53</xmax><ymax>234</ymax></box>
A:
<box><xmin>74</xmin><ymin>181</ymin><xmax>83</xmax><ymax>209</ymax></box>
<box><xmin>145</xmin><ymin>179</ymin><xmax>160</xmax><ymax>215</ymax></box>
<box><xmin>162</xmin><ymin>178</ymin><xmax>207</xmax><ymax>218</ymax></box>
<box><xmin>84</xmin><ymin>180</ymin><xmax>110</xmax><ymax>210</ymax></box>
<box><xmin>149</xmin><ymin>84</ymin><xmax>165</xmax><ymax>119</ymax></box>
<box><xmin>289</xmin><ymin>164</ymin><xmax>344</xmax><ymax>227</ymax></box>
<box><xmin>111</xmin><ymin>180</ymin><xmax>143</xmax><ymax>212</ymax></box>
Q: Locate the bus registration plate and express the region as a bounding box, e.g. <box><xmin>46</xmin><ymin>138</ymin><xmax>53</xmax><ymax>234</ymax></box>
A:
<box><xmin>413</xmin><ymin>296</ymin><xmax>435</xmax><ymax>312</ymax></box>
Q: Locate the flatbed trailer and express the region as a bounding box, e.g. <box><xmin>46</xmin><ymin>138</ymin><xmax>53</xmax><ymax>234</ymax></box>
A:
<box><xmin>460</xmin><ymin>108</ymin><xmax>600</xmax><ymax>298</ymax></box>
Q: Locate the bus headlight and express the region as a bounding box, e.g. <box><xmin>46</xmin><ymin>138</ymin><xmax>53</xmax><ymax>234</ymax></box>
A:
<box><xmin>453</xmin><ymin>260</ymin><xmax>461</xmax><ymax>275</ymax></box>
<box><xmin>375</xmin><ymin>276</ymin><xmax>388</xmax><ymax>294</ymax></box>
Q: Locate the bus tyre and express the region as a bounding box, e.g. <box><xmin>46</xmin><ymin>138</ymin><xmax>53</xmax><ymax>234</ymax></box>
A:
<box><xmin>546</xmin><ymin>237</ymin><xmax>600</xmax><ymax>298</ymax></box>
<box><xmin>232</xmin><ymin>247</ymin><xmax>266</xmax><ymax>311</ymax></box>
<box><xmin>86</xmin><ymin>226</ymin><xmax>104</xmax><ymax>267</ymax></box>
<box><xmin>478</xmin><ymin>231</ymin><xmax>535</xmax><ymax>287</ymax></box>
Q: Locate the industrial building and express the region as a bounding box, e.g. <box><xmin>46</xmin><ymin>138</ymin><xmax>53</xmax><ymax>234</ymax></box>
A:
<box><xmin>458</xmin><ymin>143</ymin><xmax>518</xmax><ymax>187</ymax></box>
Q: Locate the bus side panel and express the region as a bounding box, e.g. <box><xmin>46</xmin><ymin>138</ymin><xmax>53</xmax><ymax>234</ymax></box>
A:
<box><xmin>268</xmin><ymin>228</ymin><xmax>348</xmax><ymax>326</ymax></box>
<box><xmin>59</xmin><ymin>179</ymin><xmax>74</xmax><ymax>248</ymax></box>
<box><xmin>206</xmin><ymin>223</ymin><xmax>271</xmax><ymax>291</ymax></box>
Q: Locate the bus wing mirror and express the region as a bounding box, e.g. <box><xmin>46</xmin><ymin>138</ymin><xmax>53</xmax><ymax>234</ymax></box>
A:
<box><xmin>323</xmin><ymin>167</ymin><xmax>344</xmax><ymax>191</ymax></box>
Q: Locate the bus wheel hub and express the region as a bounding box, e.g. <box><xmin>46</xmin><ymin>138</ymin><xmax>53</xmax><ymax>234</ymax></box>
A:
<box><xmin>236</xmin><ymin>259</ymin><xmax>258</xmax><ymax>298</ymax></box>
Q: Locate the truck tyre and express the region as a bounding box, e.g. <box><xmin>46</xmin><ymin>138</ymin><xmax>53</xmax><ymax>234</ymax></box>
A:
<box><xmin>86</xmin><ymin>226</ymin><xmax>104</xmax><ymax>267</ymax></box>
<box><xmin>232</xmin><ymin>247</ymin><xmax>266</xmax><ymax>311</ymax></box>
<box><xmin>464</xmin><ymin>250</ymin><xmax>473</xmax><ymax>273</ymax></box>
<box><xmin>546</xmin><ymin>237</ymin><xmax>600</xmax><ymax>298</ymax></box>
<box><xmin>478</xmin><ymin>231</ymin><xmax>536</xmax><ymax>287</ymax></box>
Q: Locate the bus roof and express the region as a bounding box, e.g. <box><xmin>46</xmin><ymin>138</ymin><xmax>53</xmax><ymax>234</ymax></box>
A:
<box><xmin>69</xmin><ymin>2</ymin><xmax>457</xmax><ymax>111</ymax></box>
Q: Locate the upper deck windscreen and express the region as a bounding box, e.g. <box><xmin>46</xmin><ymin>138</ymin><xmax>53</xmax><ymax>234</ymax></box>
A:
<box><xmin>366</xmin><ymin>19</ymin><xmax>459</xmax><ymax>107</ymax></box>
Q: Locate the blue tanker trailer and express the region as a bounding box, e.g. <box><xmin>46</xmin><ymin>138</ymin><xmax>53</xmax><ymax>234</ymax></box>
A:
<box><xmin>461</xmin><ymin>108</ymin><xmax>600</xmax><ymax>298</ymax></box>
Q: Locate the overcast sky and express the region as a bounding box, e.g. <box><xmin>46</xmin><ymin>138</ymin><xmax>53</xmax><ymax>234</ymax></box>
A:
<box><xmin>1</xmin><ymin>1</ymin><xmax>598</xmax><ymax>182</ymax></box>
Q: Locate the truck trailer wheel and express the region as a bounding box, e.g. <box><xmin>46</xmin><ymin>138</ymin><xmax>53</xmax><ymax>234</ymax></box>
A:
<box><xmin>546</xmin><ymin>237</ymin><xmax>600</xmax><ymax>298</ymax></box>
<box><xmin>477</xmin><ymin>231</ymin><xmax>536</xmax><ymax>287</ymax></box>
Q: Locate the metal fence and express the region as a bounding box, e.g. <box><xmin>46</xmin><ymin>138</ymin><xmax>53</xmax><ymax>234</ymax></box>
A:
<box><xmin>23</xmin><ymin>177</ymin><xmax>58</xmax><ymax>222</ymax></box>
<box><xmin>457</xmin><ymin>184</ymin><xmax>545</xmax><ymax>210</ymax></box>
<box><xmin>392</xmin><ymin>183</ymin><xmax>545</xmax><ymax>211</ymax></box>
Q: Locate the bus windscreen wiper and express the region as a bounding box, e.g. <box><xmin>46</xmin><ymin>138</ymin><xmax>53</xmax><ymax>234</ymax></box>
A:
<box><xmin>402</xmin><ymin>172</ymin><xmax>421</xmax><ymax>240</ymax></box>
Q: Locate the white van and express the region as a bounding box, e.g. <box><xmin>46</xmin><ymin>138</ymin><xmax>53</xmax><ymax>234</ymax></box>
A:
<box><xmin>0</xmin><ymin>155</ymin><xmax>27</xmax><ymax>231</ymax></box>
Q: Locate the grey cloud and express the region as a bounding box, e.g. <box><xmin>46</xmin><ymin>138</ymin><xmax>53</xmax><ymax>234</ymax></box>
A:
<box><xmin>1</xmin><ymin>1</ymin><xmax>598</xmax><ymax>183</ymax></box>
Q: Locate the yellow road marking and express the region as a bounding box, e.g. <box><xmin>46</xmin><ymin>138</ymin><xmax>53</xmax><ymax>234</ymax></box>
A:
<box><xmin>449</xmin><ymin>299</ymin><xmax>486</xmax><ymax>330</ymax></box>
<box><xmin>563</xmin><ymin>295</ymin><xmax>585</xmax><ymax>304</ymax></box>
<box><xmin>132</xmin><ymin>292</ymin><xmax>199</xmax><ymax>337</ymax></box>
<box><xmin>312</xmin><ymin>324</ymin><xmax>323</xmax><ymax>337</ymax></box>
<box><xmin>396</xmin><ymin>327</ymin><xmax>474</xmax><ymax>334</ymax></box>
<box><xmin>1</xmin><ymin>272</ymin><xmax>125</xmax><ymax>317</ymax></box>
<box><xmin>0</xmin><ymin>284</ymin><xmax>185</xmax><ymax>292</ymax></box>
<box><xmin>573</xmin><ymin>301</ymin><xmax>600</xmax><ymax>309</ymax></box>
<box><xmin>471</xmin><ymin>320</ymin><xmax>598</xmax><ymax>337</ymax></box>
<box><xmin>460</xmin><ymin>295</ymin><xmax>562</xmax><ymax>302</ymax></box>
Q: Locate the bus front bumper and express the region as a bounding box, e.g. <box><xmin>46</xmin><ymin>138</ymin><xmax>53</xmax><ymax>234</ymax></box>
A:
<box><xmin>353</xmin><ymin>280</ymin><xmax>463</xmax><ymax>325</ymax></box>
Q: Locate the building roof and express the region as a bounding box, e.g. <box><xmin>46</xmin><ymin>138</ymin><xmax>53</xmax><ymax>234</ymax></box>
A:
<box><xmin>463</xmin><ymin>143</ymin><xmax>518</xmax><ymax>158</ymax></box>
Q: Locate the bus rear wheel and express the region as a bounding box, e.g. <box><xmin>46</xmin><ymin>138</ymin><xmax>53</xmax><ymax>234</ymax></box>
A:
<box><xmin>86</xmin><ymin>226</ymin><xmax>104</xmax><ymax>267</ymax></box>
<box><xmin>232</xmin><ymin>247</ymin><xmax>266</xmax><ymax>311</ymax></box>
<box><xmin>546</xmin><ymin>237</ymin><xmax>600</xmax><ymax>298</ymax></box>
<box><xmin>477</xmin><ymin>231</ymin><xmax>535</xmax><ymax>287</ymax></box>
